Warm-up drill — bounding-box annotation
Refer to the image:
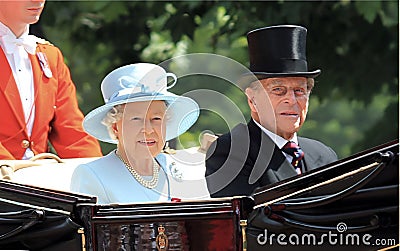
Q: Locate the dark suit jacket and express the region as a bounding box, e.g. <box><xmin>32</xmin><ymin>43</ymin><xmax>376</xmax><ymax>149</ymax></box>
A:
<box><xmin>205</xmin><ymin>120</ymin><xmax>338</xmax><ymax>197</ymax></box>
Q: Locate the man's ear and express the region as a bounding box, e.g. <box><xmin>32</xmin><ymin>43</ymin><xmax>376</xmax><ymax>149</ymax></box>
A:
<box><xmin>245</xmin><ymin>88</ymin><xmax>257</xmax><ymax>112</ymax></box>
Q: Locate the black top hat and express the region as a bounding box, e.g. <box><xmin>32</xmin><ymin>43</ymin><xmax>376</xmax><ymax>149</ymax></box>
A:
<box><xmin>240</xmin><ymin>25</ymin><xmax>320</xmax><ymax>87</ymax></box>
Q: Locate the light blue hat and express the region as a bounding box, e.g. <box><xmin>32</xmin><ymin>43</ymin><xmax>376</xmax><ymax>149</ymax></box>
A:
<box><xmin>83</xmin><ymin>63</ymin><xmax>200</xmax><ymax>144</ymax></box>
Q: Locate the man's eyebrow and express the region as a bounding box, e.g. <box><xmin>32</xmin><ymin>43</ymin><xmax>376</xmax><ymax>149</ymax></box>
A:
<box><xmin>268</xmin><ymin>80</ymin><xmax>307</xmax><ymax>86</ymax></box>
<box><xmin>268</xmin><ymin>80</ymin><xmax>283</xmax><ymax>85</ymax></box>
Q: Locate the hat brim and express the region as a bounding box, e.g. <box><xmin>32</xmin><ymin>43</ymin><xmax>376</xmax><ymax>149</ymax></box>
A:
<box><xmin>83</xmin><ymin>93</ymin><xmax>199</xmax><ymax>144</ymax></box>
<box><xmin>238</xmin><ymin>69</ymin><xmax>321</xmax><ymax>89</ymax></box>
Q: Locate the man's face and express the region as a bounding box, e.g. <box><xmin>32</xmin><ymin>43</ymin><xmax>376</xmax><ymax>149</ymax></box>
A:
<box><xmin>246</xmin><ymin>77</ymin><xmax>310</xmax><ymax>140</ymax></box>
<box><xmin>0</xmin><ymin>0</ymin><xmax>45</xmax><ymax>27</ymax></box>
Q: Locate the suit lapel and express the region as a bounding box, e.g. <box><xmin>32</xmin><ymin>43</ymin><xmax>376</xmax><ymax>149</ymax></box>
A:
<box><xmin>271</xmin><ymin>148</ymin><xmax>298</xmax><ymax>181</ymax></box>
<box><xmin>0</xmin><ymin>47</ymin><xmax>26</xmax><ymax>129</ymax></box>
<box><xmin>29</xmin><ymin>44</ymin><xmax>51</xmax><ymax>135</ymax></box>
<box><xmin>248</xmin><ymin>120</ymin><xmax>297</xmax><ymax>184</ymax></box>
<box><xmin>299</xmin><ymin>137</ymin><xmax>323</xmax><ymax>170</ymax></box>
<box><xmin>29</xmin><ymin>51</ymin><xmax>43</xmax><ymax>131</ymax></box>
<box><xmin>29</xmin><ymin>52</ymin><xmax>43</xmax><ymax>97</ymax></box>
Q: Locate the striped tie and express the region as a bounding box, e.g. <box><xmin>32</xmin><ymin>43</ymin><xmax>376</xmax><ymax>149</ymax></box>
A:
<box><xmin>282</xmin><ymin>141</ymin><xmax>304</xmax><ymax>174</ymax></box>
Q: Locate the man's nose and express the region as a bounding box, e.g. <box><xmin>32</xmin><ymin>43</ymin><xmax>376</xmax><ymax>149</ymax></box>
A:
<box><xmin>283</xmin><ymin>89</ymin><xmax>297</xmax><ymax>104</ymax></box>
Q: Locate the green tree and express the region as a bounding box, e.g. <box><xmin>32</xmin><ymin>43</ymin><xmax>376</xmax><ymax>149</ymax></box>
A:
<box><xmin>35</xmin><ymin>1</ymin><xmax>398</xmax><ymax>158</ymax></box>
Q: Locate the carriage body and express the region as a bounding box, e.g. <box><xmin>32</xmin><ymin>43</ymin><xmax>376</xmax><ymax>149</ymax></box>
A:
<box><xmin>0</xmin><ymin>140</ymin><xmax>398</xmax><ymax>250</ymax></box>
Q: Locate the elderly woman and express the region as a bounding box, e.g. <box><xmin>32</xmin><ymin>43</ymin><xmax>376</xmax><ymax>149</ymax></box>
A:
<box><xmin>70</xmin><ymin>63</ymin><xmax>209</xmax><ymax>204</ymax></box>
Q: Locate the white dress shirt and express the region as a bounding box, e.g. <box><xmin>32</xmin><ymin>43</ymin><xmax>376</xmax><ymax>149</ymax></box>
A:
<box><xmin>252</xmin><ymin>119</ymin><xmax>299</xmax><ymax>164</ymax></box>
<box><xmin>0</xmin><ymin>22</ymin><xmax>37</xmax><ymax>159</ymax></box>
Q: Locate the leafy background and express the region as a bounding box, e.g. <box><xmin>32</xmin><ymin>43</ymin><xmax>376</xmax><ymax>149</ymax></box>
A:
<box><xmin>31</xmin><ymin>1</ymin><xmax>399</xmax><ymax>159</ymax></box>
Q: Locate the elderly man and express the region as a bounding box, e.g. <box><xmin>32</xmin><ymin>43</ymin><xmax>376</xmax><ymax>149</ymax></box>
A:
<box><xmin>206</xmin><ymin>25</ymin><xmax>337</xmax><ymax>197</ymax></box>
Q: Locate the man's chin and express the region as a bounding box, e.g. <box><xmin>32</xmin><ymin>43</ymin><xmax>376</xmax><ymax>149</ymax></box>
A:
<box><xmin>277</xmin><ymin>127</ymin><xmax>300</xmax><ymax>138</ymax></box>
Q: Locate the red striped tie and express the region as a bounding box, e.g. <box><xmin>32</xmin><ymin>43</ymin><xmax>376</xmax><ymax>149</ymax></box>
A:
<box><xmin>282</xmin><ymin>141</ymin><xmax>304</xmax><ymax>174</ymax></box>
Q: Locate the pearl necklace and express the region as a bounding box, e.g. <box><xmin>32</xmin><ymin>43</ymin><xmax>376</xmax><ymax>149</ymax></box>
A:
<box><xmin>115</xmin><ymin>150</ymin><xmax>159</xmax><ymax>189</ymax></box>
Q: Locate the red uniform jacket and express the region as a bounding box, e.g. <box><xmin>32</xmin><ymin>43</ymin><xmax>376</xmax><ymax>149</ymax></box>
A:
<box><xmin>0</xmin><ymin>41</ymin><xmax>102</xmax><ymax>160</ymax></box>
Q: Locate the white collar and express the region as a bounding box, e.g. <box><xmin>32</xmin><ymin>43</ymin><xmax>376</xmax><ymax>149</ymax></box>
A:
<box><xmin>252</xmin><ymin>119</ymin><xmax>299</xmax><ymax>149</ymax></box>
<box><xmin>0</xmin><ymin>22</ymin><xmax>37</xmax><ymax>55</ymax></box>
<box><xmin>0</xmin><ymin>21</ymin><xmax>29</xmax><ymax>38</ymax></box>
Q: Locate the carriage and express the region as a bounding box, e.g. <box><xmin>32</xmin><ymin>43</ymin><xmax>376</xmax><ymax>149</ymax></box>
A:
<box><xmin>0</xmin><ymin>140</ymin><xmax>398</xmax><ymax>250</ymax></box>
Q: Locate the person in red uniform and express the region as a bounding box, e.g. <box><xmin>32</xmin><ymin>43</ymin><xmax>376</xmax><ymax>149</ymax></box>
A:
<box><xmin>0</xmin><ymin>0</ymin><xmax>102</xmax><ymax>159</ymax></box>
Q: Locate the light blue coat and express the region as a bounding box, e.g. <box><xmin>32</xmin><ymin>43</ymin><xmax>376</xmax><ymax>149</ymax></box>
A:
<box><xmin>70</xmin><ymin>151</ymin><xmax>210</xmax><ymax>204</ymax></box>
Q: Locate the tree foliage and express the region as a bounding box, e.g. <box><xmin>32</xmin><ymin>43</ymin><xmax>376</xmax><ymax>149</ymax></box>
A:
<box><xmin>34</xmin><ymin>1</ymin><xmax>398</xmax><ymax>158</ymax></box>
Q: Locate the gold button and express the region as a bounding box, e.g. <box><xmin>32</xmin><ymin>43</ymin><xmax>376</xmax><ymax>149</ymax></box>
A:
<box><xmin>21</xmin><ymin>140</ymin><xmax>30</xmax><ymax>148</ymax></box>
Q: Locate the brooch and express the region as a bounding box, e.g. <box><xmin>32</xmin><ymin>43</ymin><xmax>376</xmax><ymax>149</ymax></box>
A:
<box><xmin>170</xmin><ymin>162</ymin><xmax>183</xmax><ymax>181</ymax></box>
<box><xmin>37</xmin><ymin>52</ymin><xmax>53</xmax><ymax>78</ymax></box>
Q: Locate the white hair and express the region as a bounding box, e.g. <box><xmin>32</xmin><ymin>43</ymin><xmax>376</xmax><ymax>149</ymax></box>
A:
<box><xmin>101</xmin><ymin>105</ymin><xmax>124</xmax><ymax>140</ymax></box>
